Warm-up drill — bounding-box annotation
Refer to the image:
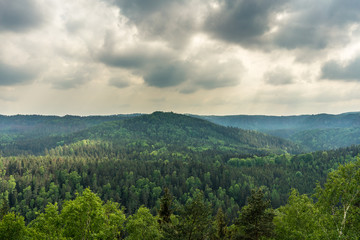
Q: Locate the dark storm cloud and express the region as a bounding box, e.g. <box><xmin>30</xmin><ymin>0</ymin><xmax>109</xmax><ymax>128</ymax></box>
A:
<box><xmin>98</xmin><ymin>44</ymin><xmax>241</xmax><ymax>90</ymax></box>
<box><xmin>0</xmin><ymin>62</ymin><xmax>36</xmax><ymax>86</ymax></box>
<box><xmin>98</xmin><ymin>43</ymin><xmax>188</xmax><ymax>88</ymax></box>
<box><xmin>106</xmin><ymin>0</ymin><xmax>360</xmax><ymax>51</ymax></box>
<box><xmin>145</xmin><ymin>62</ymin><xmax>188</xmax><ymax>88</ymax></box>
<box><xmin>107</xmin><ymin>0</ymin><xmax>199</xmax><ymax>47</ymax></box>
<box><xmin>321</xmin><ymin>58</ymin><xmax>360</xmax><ymax>81</ymax></box>
<box><xmin>264</xmin><ymin>68</ymin><xmax>294</xmax><ymax>86</ymax></box>
<box><xmin>113</xmin><ymin>0</ymin><xmax>180</xmax><ymax>17</ymax></box>
<box><xmin>0</xmin><ymin>0</ymin><xmax>43</xmax><ymax>32</ymax></box>
<box><xmin>98</xmin><ymin>47</ymin><xmax>171</xmax><ymax>70</ymax></box>
<box><xmin>205</xmin><ymin>0</ymin><xmax>285</xmax><ymax>46</ymax></box>
<box><xmin>273</xmin><ymin>0</ymin><xmax>360</xmax><ymax>50</ymax></box>
<box><xmin>203</xmin><ymin>0</ymin><xmax>360</xmax><ymax>50</ymax></box>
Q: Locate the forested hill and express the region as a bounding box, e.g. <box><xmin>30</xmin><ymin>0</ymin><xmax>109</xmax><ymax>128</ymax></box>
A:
<box><xmin>0</xmin><ymin>114</ymin><xmax>140</xmax><ymax>156</ymax></box>
<box><xmin>66</xmin><ymin>111</ymin><xmax>303</xmax><ymax>155</ymax></box>
<box><xmin>196</xmin><ymin>112</ymin><xmax>360</xmax><ymax>151</ymax></box>
<box><xmin>196</xmin><ymin>112</ymin><xmax>360</xmax><ymax>130</ymax></box>
<box><xmin>0</xmin><ymin>114</ymin><xmax>139</xmax><ymax>134</ymax></box>
<box><xmin>0</xmin><ymin>112</ymin><xmax>302</xmax><ymax>156</ymax></box>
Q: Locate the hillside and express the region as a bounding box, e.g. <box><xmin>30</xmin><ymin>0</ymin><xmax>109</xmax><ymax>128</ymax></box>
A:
<box><xmin>196</xmin><ymin>112</ymin><xmax>360</xmax><ymax>150</ymax></box>
<box><xmin>62</xmin><ymin>111</ymin><xmax>303</xmax><ymax>155</ymax></box>
<box><xmin>1</xmin><ymin>112</ymin><xmax>360</xmax><ymax>238</ymax></box>
<box><xmin>0</xmin><ymin>114</ymin><xmax>138</xmax><ymax>155</ymax></box>
<box><xmin>0</xmin><ymin>112</ymin><xmax>302</xmax><ymax>156</ymax></box>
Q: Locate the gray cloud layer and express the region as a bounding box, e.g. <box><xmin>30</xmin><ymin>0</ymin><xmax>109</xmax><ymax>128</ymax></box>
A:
<box><xmin>98</xmin><ymin>36</ymin><xmax>242</xmax><ymax>90</ymax></box>
<box><xmin>2</xmin><ymin>0</ymin><xmax>360</xmax><ymax>115</ymax></box>
<box><xmin>265</xmin><ymin>68</ymin><xmax>294</xmax><ymax>86</ymax></box>
<box><xmin>205</xmin><ymin>0</ymin><xmax>284</xmax><ymax>46</ymax></box>
<box><xmin>108</xmin><ymin>0</ymin><xmax>360</xmax><ymax>51</ymax></box>
<box><xmin>322</xmin><ymin>58</ymin><xmax>360</xmax><ymax>81</ymax></box>
<box><xmin>0</xmin><ymin>0</ymin><xmax>43</xmax><ymax>32</ymax></box>
<box><xmin>110</xmin><ymin>0</ymin><xmax>200</xmax><ymax>47</ymax></box>
<box><xmin>273</xmin><ymin>0</ymin><xmax>360</xmax><ymax>50</ymax></box>
<box><xmin>0</xmin><ymin>62</ymin><xmax>36</xmax><ymax>86</ymax></box>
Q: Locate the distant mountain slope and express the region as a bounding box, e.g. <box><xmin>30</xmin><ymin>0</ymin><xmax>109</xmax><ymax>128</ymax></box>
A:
<box><xmin>71</xmin><ymin>111</ymin><xmax>303</xmax><ymax>155</ymax></box>
<box><xmin>195</xmin><ymin>112</ymin><xmax>360</xmax><ymax>150</ymax></box>
<box><xmin>196</xmin><ymin>112</ymin><xmax>360</xmax><ymax>131</ymax></box>
<box><xmin>0</xmin><ymin>114</ymin><xmax>140</xmax><ymax>155</ymax></box>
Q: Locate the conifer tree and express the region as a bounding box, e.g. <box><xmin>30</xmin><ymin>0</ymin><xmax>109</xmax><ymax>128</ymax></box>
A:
<box><xmin>215</xmin><ymin>208</ymin><xmax>227</xmax><ymax>239</ymax></box>
<box><xmin>158</xmin><ymin>188</ymin><xmax>173</xmax><ymax>225</ymax></box>
<box><xmin>236</xmin><ymin>188</ymin><xmax>274</xmax><ymax>240</ymax></box>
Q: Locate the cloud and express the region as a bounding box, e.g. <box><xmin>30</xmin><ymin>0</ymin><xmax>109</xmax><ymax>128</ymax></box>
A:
<box><xmin>321</xmin><ymin>57</ymin><xmax>360</xmax><ymax>81</ymax></box>
<box><xmin>0</xmin><ymin>0</ymin><xmax>43</xmax><ymax>32</ymax></box>
<box><xmin>108</xmin><ymin>69</ymin><xmax>139</xmax><ymax>89</ymax></box>
<box><xmin>98</xmin><ymin>37</ymin><xmax>188</xmax><ymax>88</ymax></box>
<box><xmin>190</xmin><ymin>58</ymin><xmax>242</xmax><ymax>90</ymax></box>
<box><xmin>108</xmin><ymin>0</ymin><xmax>203</xmax><ymax>47</ymax></box>
<box><xmin>0</xmin><ymin>62</ymin><xmax>36</xmax><ymax>86</ymax></box>
<box><xmin>44</xmin><ymin>65</ymin><xmax>94</xmax><ymax>90</ymax></box>
<box><xmin>144</xmin><ymin>62</ymin><xmax>188</xmax><ymax>88</ymax></box>
<box><xmin>272</xmin><ymin>0</ymin><xmax>360</xmax><ymax>50</ymax></box>
<box><xmin>109</xmin><ymin>78</ymin><xmax>130</xmax><ymax>88</ymax></box>
<box><xmin>98</xmin><ymin>45</ymin><xmax>172</xmax><ymax>70</ymax></box>
<box><xmin>98</xmin><ymin>34</ymin><xmax>243</xmax><ymax>90</ymax></box>
<box><xmin>204</xmin><ymin>0</ymin><xmax>285</xmax><ymax>46</ymax></box>
<box><xmin>264</xmin><ymin>68</ymin><xmax>294</xmax><ymax>85</ymax></box>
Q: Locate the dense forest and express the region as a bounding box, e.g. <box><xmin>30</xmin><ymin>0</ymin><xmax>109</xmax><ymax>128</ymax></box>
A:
<box><xmin>198</xmin><ymin>112</ymin><xmax>360</xmax><ymax>151</ymax></box>
<box><xmin>0</xmin><ymin>111</ymin><xmax>360</xmax><ymax>239</ymax></box>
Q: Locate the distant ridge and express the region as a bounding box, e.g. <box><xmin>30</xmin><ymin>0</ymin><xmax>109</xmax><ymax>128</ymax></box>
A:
<box><xmin>74</xmin><ymin>111</ymin><xmax>303</xmax><ymax>155</ymax></box>
<box><xmin>193</xmin><ymin>112</ymin><xmax>360</xmax><ymax>131</ymax></box>
<box><xmin>193</xmin><ymin>112</ymin><xmax>360</xmax><ymax>151</ymax></box>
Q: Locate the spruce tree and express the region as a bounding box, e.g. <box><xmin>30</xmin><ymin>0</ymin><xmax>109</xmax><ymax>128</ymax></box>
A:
<box><xmin>236</xmin><ymin>188</ymin><xmax>274</xmax><ymax>240</ymax></box>
<box><xmin>215</xmin><ymin>208</ymin><xmax>227</xmax><ymax>239</ymax></box>
<box><xmin>158</xmin><ymin>188</ymin><xmax>173</xmax><ymax>225</ymax></box>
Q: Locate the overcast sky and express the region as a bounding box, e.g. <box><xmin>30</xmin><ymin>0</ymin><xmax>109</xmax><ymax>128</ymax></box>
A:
<box><xmin>1</xmin><ymin>0</ymin><xmax>360</xmax><ymax>116</ymax></box>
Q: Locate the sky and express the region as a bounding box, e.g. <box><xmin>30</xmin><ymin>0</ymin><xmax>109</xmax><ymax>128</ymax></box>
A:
<box><xmin>1</xmin><ymin>0</ymin><xmax>360</xmax><ymax>116</ymax></box>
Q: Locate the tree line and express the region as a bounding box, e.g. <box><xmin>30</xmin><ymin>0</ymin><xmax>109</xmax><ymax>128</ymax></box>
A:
<box><xmin>1</xmin><ymin>157</ymin><xmax>360</xmax><ymax>239</ymax></box>
<box><xmin>0</xmin><ymin>142</ymin><xmax>360</xmax><ymax>224</ymax></box>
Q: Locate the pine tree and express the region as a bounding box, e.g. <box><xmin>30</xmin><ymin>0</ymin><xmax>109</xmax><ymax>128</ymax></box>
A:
<box><xmin>158</xmin><ymin>188</ymin><xmax>173</xmax><ymax>225</ymax></box>
<box><xmin>236</xmin><ymin>188</ymin><xmax>275</xmax><ymax>240</ymax></box>
<box><xmin>215</xmin><ymin>208</ymin><xmax>227</xmax><ymax>239</ymax></box>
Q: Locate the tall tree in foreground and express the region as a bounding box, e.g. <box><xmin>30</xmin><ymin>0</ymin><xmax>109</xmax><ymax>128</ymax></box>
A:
<box><xmin>274</xmin><ymin>189</ymin><xmax>322</xmax><ymax>240</ymax></box>
<box><xmin>0</xmin><ymin>212</ymin><xmax>27</xmax><ymax>240</ymax></box>
<box><xmin>315</xmin><ymin>158</ymin><xmax>360</xmax><ymax>239</ymax></box>
<box><xmin>274</xmin><ymin>158</ymin><xmax>360</xmax><ymax>239</ymax></box>
<box><xmin>236</xmin><ymin>188</ymin><xmax>274</xmax><ymax>240</ymax></box>
<box><xmin>126</xmin><ymin>206</ymin><xmax>162</xmax><ymax>240</ymax></box>
<box><xmin>176</xmin><ymin>191</ymin><xmax>212</xmax><ymax>240</ymax></box>
<box><xmin>158</xmin><ymin>188</ymin><xmax>173</xmax><ymax>225</ymax></box>
<box><xmin>158</xmin><ymin>188</ymin><xmax>176</xmax><ymax>239</ymax></box>
<box><xmin>61</xmin><ymin>188</ymin><xmax>126</xmax><ymax>239</ymax></box>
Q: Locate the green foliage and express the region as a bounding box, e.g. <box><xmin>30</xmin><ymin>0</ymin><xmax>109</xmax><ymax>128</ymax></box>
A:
<box><xmin>274</xmin><ymin>158</ymin><xmax>360</xmax><ymax>240</ymax></box>
<box><xmin>126</xmin><ymin>206</ymin><xmax>162</xmax><ymax>240</ymax></box>
<box><xmin>158</xmin><ymin>188</ymin><xmax>173</xmax><ymax>225</ymax></box>
<box><xmin>176</xmin><ymin>191</ymin><xmax>213</xmax><ymax>239</ymax></box>
<box><xmin>315</xmin><ymin>158</ymin><xmax>360</xmax><ymax>239</ymax></box>
<box><xmin>1</xmin><ymin>112</ymin><xmax>360</xmax><ymax>239</ymax></box>
<box><xmin>215</xmin><ymin>208</ymin><xmax>227</xmax><ymax>239</ymax></box>
<box><xmin>60</xmin><ymin>188</ymin><xmax>125</xmax><ymax>239</ymax></box>
<box><xmin>235</xmin><ymin>188</ymin><xmax>275</xmax><ymax>240</ymax></box>
<box><xmin>0</xmin><ymin>212</ymin><xmax>27</xmax><ymax>240</ymax></box>
<box><xmin>274</xmin><ymin>189</ymin><xmax>322</xmax><ymax>240</ymax></box>
<box><xmin>27</xmin><ymin>203</ymin><xmax>64</xmax><ymax>239</ymax></box>
<box><xmin>201</xmin><ymin>112</ymin><xmax>360</xmax><ymax>151</ymax></box>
